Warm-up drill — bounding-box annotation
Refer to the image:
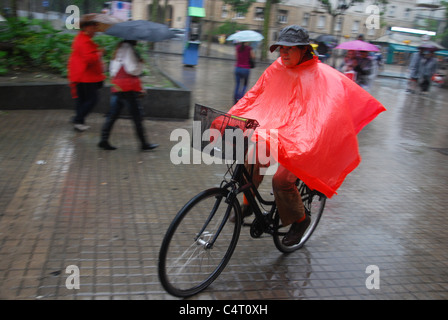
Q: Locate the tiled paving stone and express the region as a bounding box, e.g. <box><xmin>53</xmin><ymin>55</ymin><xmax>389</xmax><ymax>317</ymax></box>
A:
<box><xmin>1</xmin><ymin>63</ymin><xmax>448</xmax><ymax>300</ymax></box>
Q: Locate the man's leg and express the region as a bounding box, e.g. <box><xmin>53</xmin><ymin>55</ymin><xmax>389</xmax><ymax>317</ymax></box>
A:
<box><xmin>272</xmin><ymin>165</ymin><xmax>309</xmax><ymax>246</ymax></box>
<box><xmin>272</xmin><ymin>165</ymin><xmax>305</xmax><ymax>226</ymax></box>
<box><xmin>234</xmin><ymin>68</ymin><xmax>242</xmax><ymax>103</ymax></box>
<box><xmin>99</xmin><ymin>93</ymin><xmax>123</xmax><ymax>150</ymax></box>
<box><xmin>127</xmin><ymin>92</ymin><xmax>158</xmax><ymax>151</ymax></box>
<box><xmin>74</xmin><ymin>82</ymin><xmax>99</xmax><ymax>129</ymax></box>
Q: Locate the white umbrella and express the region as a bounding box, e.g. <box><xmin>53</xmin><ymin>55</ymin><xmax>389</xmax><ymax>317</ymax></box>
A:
<box><xmin>226</xmin><ymin>30</ymin><xmax>264</xmax><ymax>42</ymax></box>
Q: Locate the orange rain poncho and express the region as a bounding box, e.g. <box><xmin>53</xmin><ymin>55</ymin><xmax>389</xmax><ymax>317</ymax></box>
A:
<box><xmin>228</xmin><ymin>56</ymin><xmax>386</xmax><ymax>198</ymax></box>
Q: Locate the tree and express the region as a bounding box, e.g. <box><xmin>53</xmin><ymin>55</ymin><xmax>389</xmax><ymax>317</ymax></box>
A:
<box><xmin>222</xmin><ymin>0</ymin><xmax>256</xmax><ymax>15</ymax></box>
<box><xmin>318</xmin><ymin>0</ymin><xmax>388</xmax><ymax>37</ymax></box>
<box><xmin>3</xmin><ymin>0</ymin><xmax>18</xmax><ymax>17</ymax></box>
<box><xmin>151</xmin><ymin>0</ymin><xmax>160</xmax><ymax>23</ymax></box>
<box><xmin>69</xmin><ymin>0</ymin><xmax>107</xmax><ymax>14</ymax></box>
<box><xmin>435</xmin><ymin>0</ymin><xmax>448</xmax><ymax>48</ymax></box>
<box><xmin>216</xmin><ymin>0</ymin><xmax>276</xmax><ymax>61</ymax></box>
<box><xmin>319</xmin><ymin>0</ymin><xmax>363</xmax><ymax>37</ymax></box>
<box><xmin>261</xmin><ymin>0</ymin><xmax>280</xmax><ymax>60</ymax></box>
<box><xmin>206</xmin><ymin>0</ymin><xmax>255</xmax><ymax>56</ymax></box>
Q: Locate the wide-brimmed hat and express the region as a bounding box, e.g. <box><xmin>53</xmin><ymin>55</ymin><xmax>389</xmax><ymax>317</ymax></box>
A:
<box><xmin>270</xmin><ymin>25</ymin><xmax>311</xmax><ymax>52</ymax></box>
<box><xmin>80</xmin><ymin>13</ymin><xmax>123</xmax><ymax>31</ymax></box>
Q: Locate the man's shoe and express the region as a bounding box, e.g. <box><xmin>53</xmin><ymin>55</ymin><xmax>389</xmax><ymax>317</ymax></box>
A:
<box><xmin>74</xmin><ymin>124</ymin><xmax>90</xmax><ymax>132</ymax></box>
<box><xmin>229</xmin><ymin>204</ymin><xmax>253</xmax><ymax>223</ymax></box>
<box><xmin>282</xmin><ymin>215</ymin><xmax>311</xmax><ymax>246</ymax></box>
<box><xmin>98</xmin><ymin>141</ymin><xmax>117</xmax><ymax>150</ymax></box>
<box><xmin>142</xmin><ymin>143</ymin><xmax>159</xmax><ymax>151</ymax></box>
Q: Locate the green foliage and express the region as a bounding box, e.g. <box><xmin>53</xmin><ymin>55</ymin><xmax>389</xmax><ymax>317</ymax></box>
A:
<box><xmin>0</xmin><ymin>17</ymin><xmax>138</xmax><ymax>78</ymax></box>
<box><xmin>435</xmin><ymin>1</ymin><xmax>448</xmax><ymax>48</ymax></box>
<box><xmin>0</xmin><ymin>17</ymin><xmax>75</xmax><ymax>76</ymax></box>
<box><xmin>223</xmin><ymin>0</ymin><xmax>256</xmax><ymax>15</ymax></box>
<box><xmin>214</xmin><ymin>21</ymin><xmax>248</xmax><ymax>36</ymax></box>
<box><xmin>93</xmin><ymin>35</ymin><xmax>121</xmax><ymax>63</ymax></box>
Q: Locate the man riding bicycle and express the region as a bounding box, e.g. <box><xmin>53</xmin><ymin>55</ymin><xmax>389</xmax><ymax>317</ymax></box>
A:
<box><xmin>228</xmin><ymin>25</ymin><xmax>386</xmax><ymax>246</ymax></box>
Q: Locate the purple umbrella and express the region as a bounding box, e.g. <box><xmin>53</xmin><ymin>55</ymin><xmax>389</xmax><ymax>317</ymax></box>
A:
<box><xmin>335</xmin><ymin>40</ymin><xmax>380</xmax><ymax>52</ymax></box>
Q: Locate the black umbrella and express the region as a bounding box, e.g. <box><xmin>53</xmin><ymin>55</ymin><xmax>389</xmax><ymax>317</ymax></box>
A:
<box><xmin>315</xmin><ymin>34</ymin><xmax>338</xmax><ymax>48</ymax></box>
<box><xmin>105</xmin><ymin>20</ymin><xmax>175</xmax><ymax>42</ymax></box>
<box><xmin>418</xmin><ymin>42</ymin><xmax>441</xmax><ymax>52</ymax></box>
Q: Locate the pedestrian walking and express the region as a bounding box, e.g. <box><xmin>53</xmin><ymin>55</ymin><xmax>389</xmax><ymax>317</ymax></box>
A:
<box><xmin>68</xmin><ymin>16</ymin><xmax>106</xmax><ymax>132</ymax></box>
<box><xmin>339</xmin><ymin>50</ymin><xmax>357</xmax><ymax>81</ymax></box>
<box><xmin>407</xmin><ymin>48</ymin><xmax>424</xmax><ymax>94</ymax></box>
<box><xmin>353</xmin><ymin>50</ymin><xmax>373</xmax><ymax>89</ymax></box>
<box><xmin>233</xmin><ymin>42</ymin><xmax>255</xmax><ymax>104</ymax></box>
<box><xmin>417</xmin><ymin>50</ymin><xmax>438</xmax><ymax>94</ymax></box>
<box><xmin>98</xmin><ymin>40</ymin><xmax>158</xmax><ymax>151</ymax></box>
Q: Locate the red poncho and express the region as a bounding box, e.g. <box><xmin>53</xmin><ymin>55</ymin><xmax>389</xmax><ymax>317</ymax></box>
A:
<box><xmin>229</xmin><ymin>56</ymin><xmax>386</xmax><ymax>198</ymax></box>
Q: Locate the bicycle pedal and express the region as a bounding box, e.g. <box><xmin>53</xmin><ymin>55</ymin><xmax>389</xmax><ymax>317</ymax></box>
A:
<box><xmin>249</xmin><ymin>219</ymin><xmax>264</xmax><ymax>238</ymax></box>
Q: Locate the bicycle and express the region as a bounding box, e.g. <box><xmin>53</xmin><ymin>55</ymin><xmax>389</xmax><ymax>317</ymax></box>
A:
<box><xmin>158</xmin><ymin>105</ymin><xmax>327</xmax><ymax>297</ymax></box>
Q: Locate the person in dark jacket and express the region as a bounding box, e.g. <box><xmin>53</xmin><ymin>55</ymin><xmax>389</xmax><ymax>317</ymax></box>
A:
<box><xmin>417</xmin><ymin>50</ymin><xmax>438</xmax><ymax>94</ymax></box>
<box><xmin>98</xmin><ymin>40</ymin><xmax>158</xmax><ymax>151</ymax></box>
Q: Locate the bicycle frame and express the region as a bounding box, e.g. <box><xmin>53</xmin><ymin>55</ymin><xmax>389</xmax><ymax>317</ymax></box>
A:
<box><xmin>159</xmin><ymin>106</ymin><xmax>327</xmax><ymax>297</ymax></box>
<box><xmin>198</xmin><ymin>162</ymin><xmax>277</xmax><ymax>249</ymax></box>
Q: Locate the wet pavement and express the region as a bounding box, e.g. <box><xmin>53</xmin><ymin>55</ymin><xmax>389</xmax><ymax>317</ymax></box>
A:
<box><xmin>1</xmin><ymin>43</ymin><xmax>448</xmax><ymax>300</ymax></box>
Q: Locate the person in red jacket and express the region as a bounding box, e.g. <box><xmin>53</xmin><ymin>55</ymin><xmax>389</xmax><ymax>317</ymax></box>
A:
<box><xmin>98</xmin><ymin>40</ymin><xmax>158</xmax><ymax>151</ymax></box>
<box><xmin>68</xmin><ymin>17</ymin><xmax>106</xmax><ymax>132</ymax></box>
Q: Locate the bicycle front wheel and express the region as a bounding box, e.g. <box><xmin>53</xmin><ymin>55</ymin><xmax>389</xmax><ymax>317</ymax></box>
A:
<box><xmin>273</xmin><ymin>181</ymin><xmax>326</xmax><ymax>253</ymax></box>
<box><xmin>158</xmin><ymin>188</ymin><xmax>241</xmax><ymax>297</ymax></box>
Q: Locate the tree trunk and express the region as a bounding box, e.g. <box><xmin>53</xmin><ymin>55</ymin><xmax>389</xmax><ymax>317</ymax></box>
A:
<box><xmin>11</xmin><ymin>0</ymin><xmax>18</xmax><ymax>17</ymax></box>
<box><xmin>151</xmin><ymin>0</ymin><xmax>159</xmax><ymax>23</ymax></box>
<box><xmin>163</xmin><ymin>0</ymin><xmax>168</xmax><ymax>24</ymax></box>
<box><xmin>261</xmin><ymin>0</ymin><xmax>272</xmax><ymax>61</ymax></box>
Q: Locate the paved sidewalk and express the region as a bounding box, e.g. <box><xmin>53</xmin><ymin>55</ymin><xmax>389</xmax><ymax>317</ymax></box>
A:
<box><xmin>1</xmin><ymin>53</ymin><xmax>448</xmax><ymax>300</ymax></box>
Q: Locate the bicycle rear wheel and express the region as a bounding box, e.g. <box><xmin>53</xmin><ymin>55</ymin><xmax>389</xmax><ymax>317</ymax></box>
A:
<box><xmin>273</xmin><ymin>181</ymin><xmax>326</xmax><ymax>253</ymax></box>
<box><xmin>158</xmin><ymin>188</ymin><xmax>241</xmax><ymax>297</ymax></box>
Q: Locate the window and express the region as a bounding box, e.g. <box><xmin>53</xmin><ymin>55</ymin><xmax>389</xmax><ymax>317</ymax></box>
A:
<box><xmin>388</xmin><ymin>5</ymin><xmax>396</xmax><ymax>17</ymax></box>
<box><xmin>278</xmin><ymin>10</ymin><xmax>288</xmax><ymax>24</ymax></box>
<box><xmin>221</xmin><ymin>5</ymin><xmax>228</xmax><ymax>19</ymax></box>
<box><xmin>234</xmin><ymin>11</ymin><xmax>245</xmax><ymax>19</ymax></box>
<box><xmin>254</xmin><ymin>7</ymin><xmax>264</xmax><ymax>21</ymax></box>
<box><xmin>352</xmin><ymin>20</ymin><xmax>360</xmax><ymax>34</ymax></box>
<box><xmin>334</xmin><ymin>16</ymin><xmax>342</xmax><ymax>32</ymax></box>
<box><xmin>404</xmin><ymin>8</ymin><xmax>411</xmax><ymax>19</ymax></box>
<box><xmin>317</xmin><ymin>15</ymin><xmax>326</xmax><ymax>29</ymax></box>
<box><xmin>302</xmin><ymin>12</ymin><xmax>310</xmax><ymax>27</ymax></box>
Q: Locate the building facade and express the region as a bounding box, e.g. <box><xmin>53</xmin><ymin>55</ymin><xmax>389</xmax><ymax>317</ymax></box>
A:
<box><xmin>132</xmin><ymin>0</ymin><xmax>445</xmax><ymax>43</ymax></box>
<box><xmin>7</xmin><ymin>1</ymin><xmax>444</xmax><ymax>45</ymax></box>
